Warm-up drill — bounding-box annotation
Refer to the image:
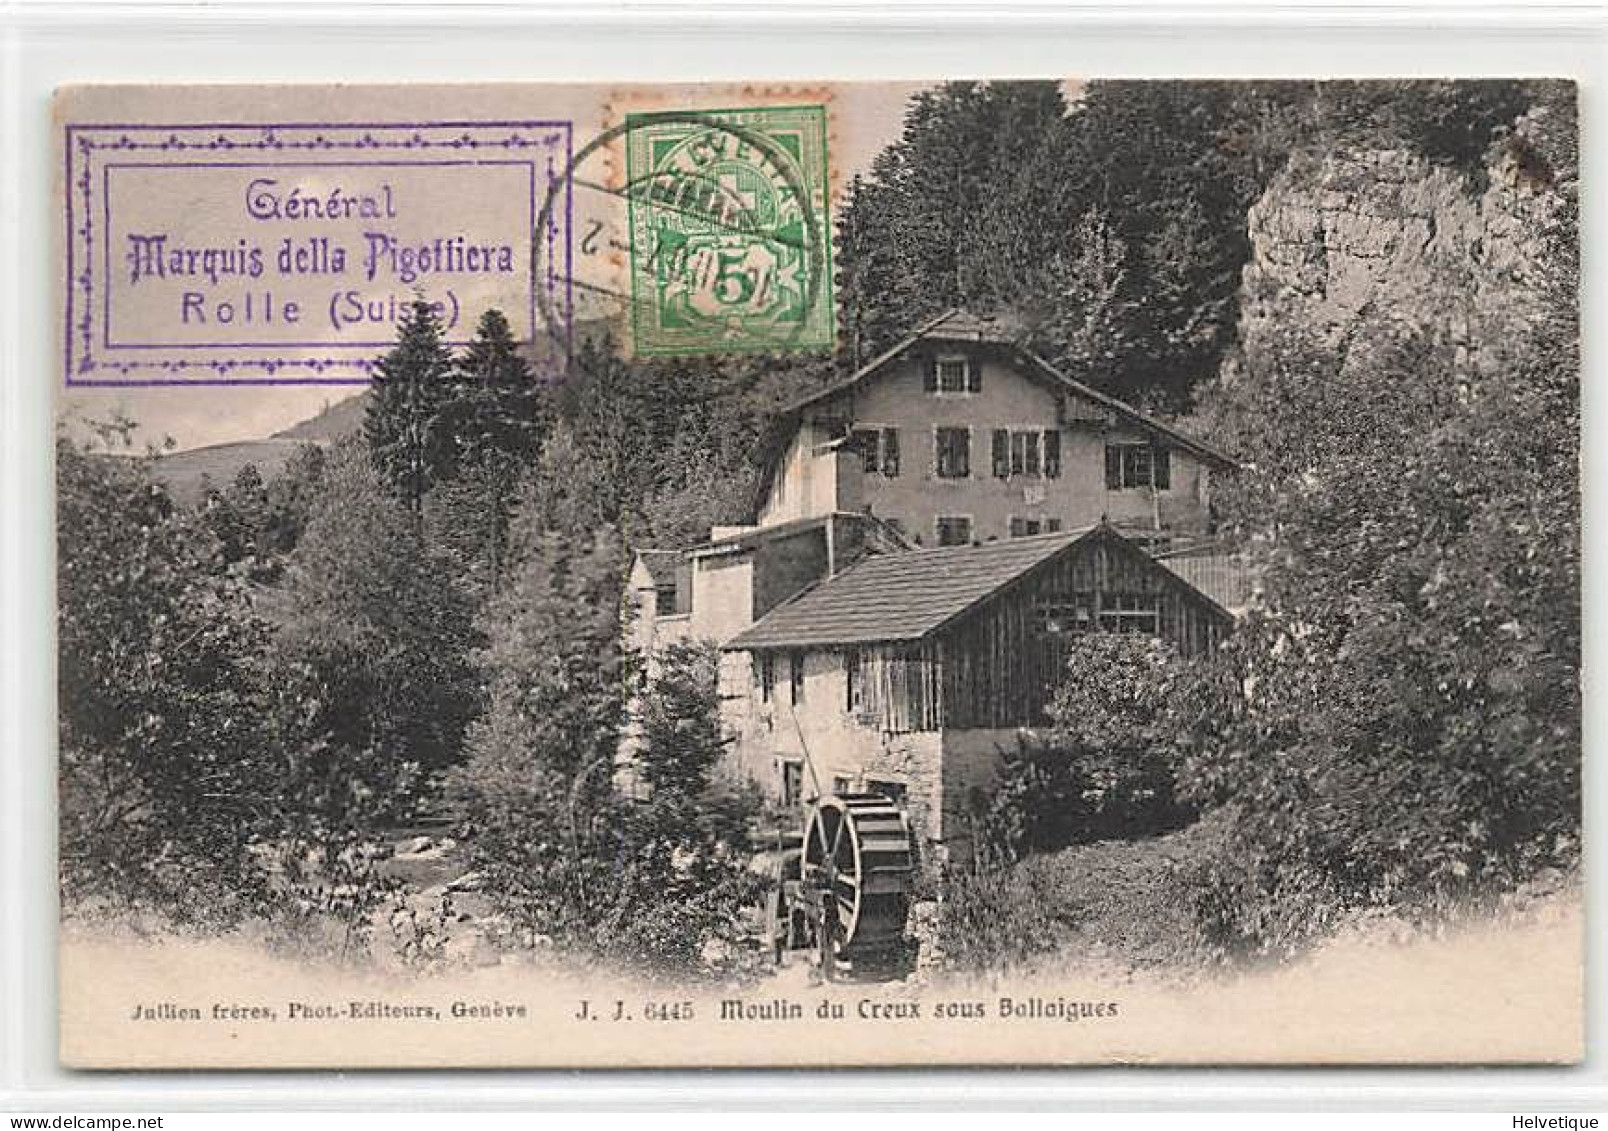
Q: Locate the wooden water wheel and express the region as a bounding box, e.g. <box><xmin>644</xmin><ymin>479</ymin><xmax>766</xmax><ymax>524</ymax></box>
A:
<box><xmin>798</xmin><ymin>793</ymin><xmax>915</xmax><ymax>973</ymax></box>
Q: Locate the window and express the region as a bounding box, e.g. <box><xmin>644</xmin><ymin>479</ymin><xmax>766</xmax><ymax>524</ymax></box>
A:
<box><xmin>866</xmin><ymin>778</ymin><xmax>908</xmax><ymax>806</ymax></box>
<box><xmin>758</xmin><ymin>653</ymin><xmax>775</xmax><ymax>703</ymax></box>
<box><xmin>1008</xmin><ymin>516</ymin><xmax>1043</xmax><ymax>538</ymax></box>
<box><xmin>936</xmin><ymin>515</ymin><xmax>973</xmax><ymax>547</ymax></box>
<box><xmin>780</xmin><ymin>759</ymin><xmax>805</xmax><ymax>808</ymax></box>
<box><xmin>850</xmin><ymin>427</ymin><xmax>901</xmax><ymax>477</ymax></box>
<box><xmin>789</xmin><ymin>651</ymin><xmax>806</xmax><ymax>703</ymax></box>
<box><xmin>844</xmin><ymin>649</ymin><xmax>862</xmax><ymax>713</ymax></box>
<box><xmin>1105</xmin><ymin>443</ymin><xmax>1172</xmax><ymax>490</ymax></box>
<box><xmin>1046</xmin><ymin>518</ymin><xmax>1063</xmax><ymax>533</ymax></box>
<box><xmin>1012</xmin><ymin>431</ymin><xmax>1041</xmax><ymax>477</ymax></box>
<box><xmin>1036</xmin><ymin>594</ymin><xmax>1095</xmax><ymax>637</ymax></box>
<box><xmin>992</xmin><ymin>429</ymin><xmax>1060</xmax><ymax>479</ymax></box>
<box><xmin>925</xmin><ymin>354</ymin><xmax>979</xmax><ymax>395</ymax></box>
<box><xmin>653</xmin><ymin>582</ymin><xmax>678</xmax><ymax>616</ymax></box>
<box><xmin>935</xmin><ymin>427</ymin><xmax>971</xmax><ymax>479</ymax></box>
<box><xmin>1098</xmin><ymin>593</ymin><xmax>1161</xmax><ymax>635</ymax></box>
<box><xmin>832</xmin><ymin>775</ymin><xmax>855</xmax><ymax>796</ymax></box>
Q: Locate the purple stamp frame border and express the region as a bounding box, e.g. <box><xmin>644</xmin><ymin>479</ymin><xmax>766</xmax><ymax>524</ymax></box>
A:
<box><xmin>64</xmin><ymin>120</ymin><xmax>573</xmax><ymax>388</ymax></box>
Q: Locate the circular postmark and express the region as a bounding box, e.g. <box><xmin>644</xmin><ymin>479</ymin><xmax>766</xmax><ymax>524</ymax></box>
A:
<box><xmin>532</xmin><ymin>105</ymin><xmax>834</xmax><ymax>376</ymax></box>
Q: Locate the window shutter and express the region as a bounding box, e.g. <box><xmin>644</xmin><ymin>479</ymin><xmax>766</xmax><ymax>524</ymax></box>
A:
<box><xmin>883</xmin><ymin>429</ymin><xmax>900</xmax><ymax>477</ymax></box>
<box><xmin>957</xmin><ymin>430</ymin><xmax>971</xmax><ymax>478</ymax></box>
<box><xmin>966</xmin><ymin>359</ymin><xmax>981</xmax><ymax>393</ymax></box>
<box><xmin>923</xmin><ymin>355</ymin><xmax>938</xmax><ymax>392</ymax></box>
<box><xmin>992</xmin><ymin>429</ymin><xmax>1009</xmax><ymax>478</ymax></box>
<box><xmin>1043</xmin><ymin>430</ymin><xmax>1061</xmax><ymax>478</ymax></box>
<box><xmin>1105</xmin><ymin>445</ymin><xmax>1122</xmax><ymax>490</ymax></box>
<box><xmin>1154</xmin><ymin>448</ymin><xmax>1172</xmax><ymax>490</ymax></box>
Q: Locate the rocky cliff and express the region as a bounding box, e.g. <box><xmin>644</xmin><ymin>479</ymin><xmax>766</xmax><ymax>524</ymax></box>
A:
<box><xmin>1231</xmin><ymin>96</ymin><xmax>1576</xmax><ymax>382</ymax></box>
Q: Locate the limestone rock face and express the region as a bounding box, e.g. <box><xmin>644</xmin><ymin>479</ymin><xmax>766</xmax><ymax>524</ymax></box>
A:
<box><xmin>1233</xmin><ymin>106</ymin><xmax>1575</xmax><ymax>381</ymax></box>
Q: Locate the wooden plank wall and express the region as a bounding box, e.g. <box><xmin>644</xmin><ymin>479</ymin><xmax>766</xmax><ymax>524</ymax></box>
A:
<box><xmin>857</xmin><ymin>644</ymin><xmax>943</xmax><ymax>734</ymax></box>
<box><xmin>938</xmin><ymin>535</ymin><xmax>1229</xmax><ymax>730</ymax></box>
<box><xmin>841</xmin><ymin>534</ymin><xmax>1230</xmax><ymax>734</ymax></box>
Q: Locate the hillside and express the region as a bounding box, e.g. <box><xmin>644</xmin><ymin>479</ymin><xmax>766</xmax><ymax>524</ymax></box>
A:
<box><xmin>147</xmin><ymin>438</ymin><xmax>316</xmax><ymax>506</ymax></box>
<box><xmin>147</xmin><ymin>313</ymin><xmax>627</xmax><ymax>504</ymax></box>
<box><xmin>272</xmin><ymin>390</ymin><xmax>368</xmax><ymax>443</ymax></box>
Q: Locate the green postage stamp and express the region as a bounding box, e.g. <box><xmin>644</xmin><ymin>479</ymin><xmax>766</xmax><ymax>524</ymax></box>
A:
<box><xmin>624</xmin><ymin>105</ymin><xmax>834</xmax><ymax>356</ymax></box>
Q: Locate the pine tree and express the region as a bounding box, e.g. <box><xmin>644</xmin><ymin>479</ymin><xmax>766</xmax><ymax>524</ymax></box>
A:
<box><xmin>428</xmin><ymin>309</ymin><xmax>550</xmax><ymax>591</ymax></box>
<box><xmin>364</xmin><ymin>299</ymin><xmax>456</xmax><ymax>515</ymax></box>
<box><xmin>450</xmin><ymin>308</ymin><xmax>545</xmax><ymax>471</ymax></box>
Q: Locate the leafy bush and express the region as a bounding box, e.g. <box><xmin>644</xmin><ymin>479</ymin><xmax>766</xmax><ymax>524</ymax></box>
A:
<box><xmin>1182</xmin><ymin>154</ymin><xmax>1581</xmax><ymax>956</ymax></box>
<box><xmin>937</xmin><ymin>862</ymin><xmax>1065</xmax><ymax>973</ymax></box>
<box><xmin>979</xmin><ymin>634</ymin><xmax>1196</xmax><ymax>862</ymax></box>
<box><xmin>449</xmin><ymin>501</ymin><xmax>760</xmax><ymax>978</ymax></box>
<box><xmin>58</xmin><ymin>429</ymin><xmax>278</xmax><ymax>928</ymax></box>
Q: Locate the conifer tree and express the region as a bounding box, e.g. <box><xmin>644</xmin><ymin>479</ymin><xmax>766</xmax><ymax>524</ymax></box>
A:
<box><xmin>364</xmin><ymin>298</ymin><xmax>455</xmax><ymax>515</ymax></box>
<box><xmin>450</xmin><ymin>308</ymin><xmax>545</xmax><ymax>471</ymax></box>
<box><xmin>427</xmin><ymin>308</ymin><xmax>549</xmax><ymax>591</ymax></box>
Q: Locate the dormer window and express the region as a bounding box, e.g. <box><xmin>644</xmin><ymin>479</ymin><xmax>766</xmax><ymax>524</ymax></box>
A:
<box><xmin>925</xmin><ymin>353</ymin><xmax>980</xmax><ymax>395</ymax></box>
<box><xmin>936</xmin><ymin>358</ymin><xmax>969</xmax><ymax>393</ymax></box>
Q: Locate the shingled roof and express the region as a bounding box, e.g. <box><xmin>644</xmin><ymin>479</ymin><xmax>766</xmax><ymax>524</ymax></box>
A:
<box><xmin>724</xmin><ymin>527</ymin><xmax>1098</xmax><ymax>651</ymax></box>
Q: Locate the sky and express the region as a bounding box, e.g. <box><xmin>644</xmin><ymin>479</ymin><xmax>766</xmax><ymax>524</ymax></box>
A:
<box><xmin>61</xmin><ymin>79</ymin><xmax>1083</xmax><ymax>453</ymax></box>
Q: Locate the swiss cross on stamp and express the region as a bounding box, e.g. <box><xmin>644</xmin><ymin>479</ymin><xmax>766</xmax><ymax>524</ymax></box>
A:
<box><xmin>624</xmin><ymin>105</ymin><xmax>834</xmax><ymax>356</ymax></box>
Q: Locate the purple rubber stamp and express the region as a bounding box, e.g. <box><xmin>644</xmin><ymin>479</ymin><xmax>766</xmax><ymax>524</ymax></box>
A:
<box><xmin>63</xmin><ymin>120</ymin><xmax>572</xmax><ymax>386</ymax></box>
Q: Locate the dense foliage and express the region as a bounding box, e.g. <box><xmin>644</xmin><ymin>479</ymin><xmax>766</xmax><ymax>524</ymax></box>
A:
<box><xmin>58</xmin><ymin>432</ymin><xmax>426</xmax><ymax>946</ymax></box>
<box><xmin>58</xmin><ymin>430</ymin><xmax>277</xmax><ymax>927</ymax></box>
<box><xmin>58</xmin><ymin>78</ymin><xmax>1577</xmax><ymax>976</ymax></box>
<box><xmin>449</xmin><ymin>548</ymin><xmax>758</xmax><ymax>975</ymax></box>
<box><xmin>980</xmin><ymin>635</ymin><xmax>1195</xmax><ymax>862</ymax></box>
<box><xmin>838</xmin><ymin>79</ymin><xmax>1532</xmax><ymax>409</ymax></box>
<box><xmin>1178</xmin><ymin>317</ymin><xmax>1580</xmax><ymax>955</ymax></box>
<box><xmin>1170</xmin><ymin>95</ymin><xmax>1581</xmax><ymax>954</ymax></box>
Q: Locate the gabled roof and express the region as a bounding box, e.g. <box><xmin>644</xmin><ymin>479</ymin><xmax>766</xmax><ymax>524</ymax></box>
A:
<box><xmin>789</xmin><ymin>309</ymin><xmax>1236</xmax><ymax>465</ymax></box>
<box><xmin>749</xmin><ymin>309</ymin><xmax>1239</xmax><ymax>518</ymax></box>
<box><xmin>725</xmin><ymin>524</ymin><xmax>1235</xmax><ymax>652</ymax></box>
<box><xmin>725</xmin><ymin>527</ymin><xmax>1096</xmax><ymax>650</ymax></box>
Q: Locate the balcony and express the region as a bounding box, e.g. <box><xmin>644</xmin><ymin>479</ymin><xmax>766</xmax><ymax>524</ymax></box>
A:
<box><xmin>1154</xmin><ymin>543</ymin><xmax>1252</xmax><ymax>614</ymax></box>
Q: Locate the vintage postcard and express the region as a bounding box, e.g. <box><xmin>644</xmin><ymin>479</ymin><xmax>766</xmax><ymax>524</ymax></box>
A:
<box><xmin>53</xmin><ymin>79</ymin><xmax>1581</xmax><ymax>1068</ymax></box>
